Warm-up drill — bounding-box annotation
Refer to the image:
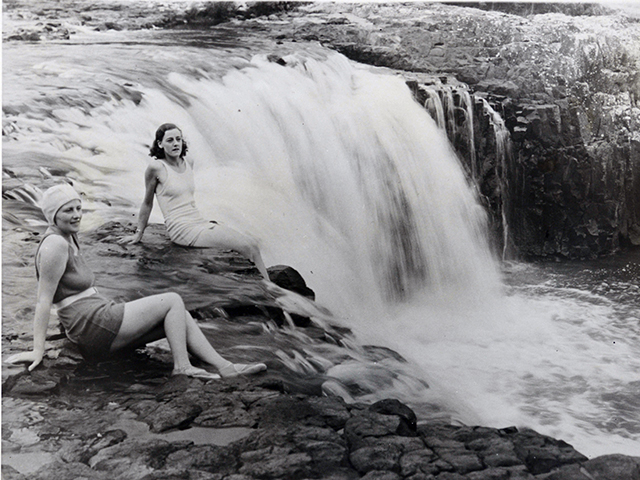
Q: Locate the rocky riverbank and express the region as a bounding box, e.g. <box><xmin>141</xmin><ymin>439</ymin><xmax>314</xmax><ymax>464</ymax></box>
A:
<box><xmin>3</xmin><ymin>221</ymin><xmax>640</xmax><ymax>480</ymax></box>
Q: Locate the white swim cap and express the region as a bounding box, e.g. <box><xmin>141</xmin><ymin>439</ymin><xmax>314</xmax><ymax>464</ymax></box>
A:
<box><xmin>40</xmin><ymin>183</ymin><xmax>81</xmax><ymax>225</ymax></box>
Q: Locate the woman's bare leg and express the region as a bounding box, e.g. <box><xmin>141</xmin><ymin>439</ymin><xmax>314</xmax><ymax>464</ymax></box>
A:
<box><xmin>110</xmin><ymin>292</ymin><xmax>265</xmax><ymax>376</ymax></box>
<box><xmin>194</xmin><ymin>224</ymin><xmax>269</xmax><ymax>279</ymax></box>
<box><xmin>183</xmin><ymin>310</ymin><xmax>230</xmax><ymax>369</ymax></box>
<box><xmin>111</xmin><ymin>292</ymin><xmax>193</xmax><ymax>371</ymax></box>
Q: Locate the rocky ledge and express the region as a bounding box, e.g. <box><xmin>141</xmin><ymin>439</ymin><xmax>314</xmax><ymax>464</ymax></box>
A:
<box><xmin>5</xmin><ymin>358</ymin><xmax>640</xmax><ymax>480</ymax></box>
<box><xmin>3</xmin><ymin>222</ymin><xmax>640</xmax><ymax>480</ymax></box>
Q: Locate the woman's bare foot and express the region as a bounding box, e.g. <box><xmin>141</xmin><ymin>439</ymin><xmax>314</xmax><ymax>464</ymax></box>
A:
<box><xmin>219</xmin><ymin>362</ymin><xmax>267</xmax><ymax>378</ymax></box>
<box><xmin>172</xmin><ymin>366</ymin><xmax>221</xmax><ymax>380</ymax></box>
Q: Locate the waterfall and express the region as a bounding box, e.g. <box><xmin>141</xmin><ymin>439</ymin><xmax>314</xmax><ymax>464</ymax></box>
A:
<box><xmin>152</xmin><ymin>52</ymin><xmax>503</xmax><ymax>314</ymax></box>
<box><xmin>413</xmin><ymin>81</ymin><xmax>514</xmax><ymax>259</ymax></box>
<box><xmin>480</xmin><ymin>98</ymin><xmax>514</xmax><ymax>259</ymax></box>
<box><xmin>3</xmin><ymin>43</ymin><xmax>502</xmax><ymax>332</ymax></box>
<box><xmin>415</xmin><ymin>82</ymin><xmax>477</xmax><ymax>180</ymax></box>
<box><xmin>421</xmin><ymin>86</ymin><xmax>446</xmax><ymax>130</ymax></box>
<box><xmin>459</xmin><ymin>89</ymin><xmax>477</xmax><ymax>177</ymax></box>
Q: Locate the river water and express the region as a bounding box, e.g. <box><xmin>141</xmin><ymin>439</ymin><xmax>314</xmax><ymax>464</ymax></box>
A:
<box><xmin>2</xmin><ymin>26</ymin><xmax>639</xmax><ymax>458</ymax></box>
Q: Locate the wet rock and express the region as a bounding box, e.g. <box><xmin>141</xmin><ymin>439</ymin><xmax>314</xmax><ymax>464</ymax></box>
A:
<box><xmin>344</xmin><ymin>401</ymin><xmax>426</xmax><ymax>476</ymax></box>
<box><xmin>59</xmin><ymin>429</ymin><xmax>127</xmax><ymax>464</ymax></box>
<box><xmin>431</xmin><ymin>472</ymin><xmax>466</xmax><ymax>480</ymax></box>
<box><xmin>233</xmin><ymin>424</ymin><xmax>349</xmax><ymax>478</ymax></box>
<box><xmin>5</xmin><ymin>373</ymin><xmax>58</xmax><ymax>395</ymax></box>
<box><xmin>437</xmin><ymin>451</ymin><xmax>484</xmax><ymax>475</ymax></box>
<box><xmin>419</xmin><ymin>424</ymin><xmax>466</xmax><ymax>452</ymax></box>
<box><xmin>142</xmin><ymin>396</ymin><xmax>204</xmax><ymax>433</ymax></box>
<box><xmin>542</xmin><ymin>454</ymin><xmax>640</xmax><ymax>480</ymax></box>
<box><xmin>345</xmin><ymin>409</ymin><xmax>404</xmax><ymax>449</ymax></box>
<box><xmin>466</xmin><ymin>436</ymin><xmax>522</xmax><ymax>468</ymax></box>
<box><xmin>194</xmin><ymin>392</ymin><xmax>257</xmax><ymax>428</ymax></box>
<box><xmin>267</xmin><ymin>264</ymin><xmax>316</xmax><ymax>300</ymax></box>
<box><xmin>89</xmin><ymin>438</ymin><xmax>195</xmax><ymax>476</ymax></box>
<box><xmin>6</xmin><ymin>30</ymin><xmax>41</xmax><ymax>41</ymax></box>
<box><xmin>360</xmin><ymin>471</ymin><xmax>402</xmax><ymax>480</ymax></box>
<box><xmin>371</xmin><ymin>398</ymin><xmax>418</xmax><ymax>435</ymax></box>
<box><xmin>350</xmin><ymin>436</ymin><xmax>425</xmax><ymax>474</ymax></box>
<box><xmin>252</xmin><ymin>393</ymin><xmax>351</xmax><ymax>430</ymax></box>
<box><xmin>582</xmin><ymin>454</ymin><xmax>640</xmax><ymax>480</ymax></box>
<box><xmin>164</xmin><ymin>444</ymin><xmax>239</xmax><ymax>476</ymax></box>
<box><xmin>239</xmin><ymin>447</ymin><xmax>312</xmax><ymax>478</ymax></box>
<box><xmin>505</xmin><ymin>427</ymin><xmax>589</xmax><ymax>475</ymax></box>
<box><xmin>399</xmin><ymin>448</ymin><xmax>439</xmax><ymax>477</ymax></box>
<box><xmin>465</xmin><ymin>466</ymin><xmax>534</xmax><ymax>479</ymax></box>
<box><xmin>30</xmin><ymin>462</ymin><xmax>111</xmax><ymax>480</ymax></box>
<box><xmin>1</xmin><ymin>464</ymin><xmax>28</xmax><ymax>480</ymax></box>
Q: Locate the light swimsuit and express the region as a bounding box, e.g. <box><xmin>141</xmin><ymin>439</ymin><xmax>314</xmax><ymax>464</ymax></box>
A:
<box><xmin>155</xmin><ymin>159</ymin><xmax>214</xmax><ymax>246</ymax></box>
<box><xmin>36</xmin><ymin>233</ymin><xmax>124</xmax><ymax>361</ymax></box>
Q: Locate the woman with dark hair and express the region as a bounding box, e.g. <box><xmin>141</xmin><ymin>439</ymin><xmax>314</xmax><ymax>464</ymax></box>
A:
<box><xmin>125</xmin><ymin>123</ymin><xmax>269</xmax><ymax>279</ymax></box>
<box><xmin>5</xmin><ymin>183</ymin><xmax>267</xmax><ymax>378</ymax></box>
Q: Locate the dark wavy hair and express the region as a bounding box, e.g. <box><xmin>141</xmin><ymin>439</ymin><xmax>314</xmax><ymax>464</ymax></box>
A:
<box><xmin>149</xmin><ymin>123</ymin><xmax>189</xmax><ymax>159</ymax></box>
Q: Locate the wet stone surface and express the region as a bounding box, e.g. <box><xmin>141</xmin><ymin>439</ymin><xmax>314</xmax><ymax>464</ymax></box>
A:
<box><xmin>2</xmin><ymin>224</ymin><xmax>639</xmax><ymax>480</ymax></box>
<box><xmin>3</xmin><ymin>345</ymin><xmax>640</xmax><ymax>480</ymax></box>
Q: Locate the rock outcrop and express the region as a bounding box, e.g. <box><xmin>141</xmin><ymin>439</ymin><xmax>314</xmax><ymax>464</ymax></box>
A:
<box><xmin>4</xmin><ymin>336</ymin><xmax>640</xmax><ymax>479</ymax></box>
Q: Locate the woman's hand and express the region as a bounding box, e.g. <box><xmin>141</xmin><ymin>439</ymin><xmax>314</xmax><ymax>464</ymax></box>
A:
<box><xmin>5</xmin><ymin>350</ymin><xmax>44</xmax><ymax>371</ymax></box>
<box><xmin>116</xmin><ymin>228</ymin><xmax>144</xmax><ymax>245</ymax></box>
<box><xmin>119</xmin><ymin>231</ymin><xmax>143</xmax><ymax>245</ymax></box>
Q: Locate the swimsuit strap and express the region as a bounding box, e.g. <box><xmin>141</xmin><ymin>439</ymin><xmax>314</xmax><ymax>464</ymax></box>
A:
<box><xmin>35</xmin><ymin>232</ymin><xmax>79</xmax><ymax>278</ymax></box>
<box><xmin>157</xmin><ymin>158</ymin><xmax>188</xmax><ymax>174</ymax></box>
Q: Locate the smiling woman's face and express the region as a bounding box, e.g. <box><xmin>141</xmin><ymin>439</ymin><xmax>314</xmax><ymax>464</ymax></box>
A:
<box><xmin>54</xmin><ymin>199</ymin><xmax>82</xmax><ymax>233</ymax></box>
<box><xmin>158</xmin><ymin>128</ymin><xmax>183</xmax><ymax>160</ymax></box>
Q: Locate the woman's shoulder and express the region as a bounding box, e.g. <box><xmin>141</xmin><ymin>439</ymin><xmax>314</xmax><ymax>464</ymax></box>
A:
<box><xmin>40</xmin><ymin>233</ymin><xmax>68</xmax><ymax>247</ymax></box>
<box><xmin>39</xmin><ymin>234</ymin><xmax>71</xmax><ymax>258</ymax></box>
<box><xmin>145</xmin><ymin>160</ymin><xmax>167</xmax><ymax>181</ymax></box>
<box><xmin>146</xmin><ymin>159</ymin><xmax>165</xmax><ymax>173</ymax></box>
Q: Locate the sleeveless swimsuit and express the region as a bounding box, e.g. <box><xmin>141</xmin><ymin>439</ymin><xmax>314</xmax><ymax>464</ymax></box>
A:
<box><xmin>36</xmin><ymin>233</ymin><xmax>124</xmax><ymax>361</ymax></box>
<box><xmin>155</xmin><ymin>159</ymin><xmax>214</xmax><ymax>247</ymax></box>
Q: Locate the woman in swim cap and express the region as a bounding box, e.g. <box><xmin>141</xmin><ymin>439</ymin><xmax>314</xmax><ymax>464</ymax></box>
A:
<box><xmin>6</xmin><ymin>183</ymin><xmax>267</xmax><ymax>379</ymax></box>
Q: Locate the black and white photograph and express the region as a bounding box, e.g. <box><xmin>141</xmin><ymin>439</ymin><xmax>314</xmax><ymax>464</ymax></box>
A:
<box><xmin>2</xmin><ymin>1</ymin><xmax>639</xmax><ymax>478</ymax></box>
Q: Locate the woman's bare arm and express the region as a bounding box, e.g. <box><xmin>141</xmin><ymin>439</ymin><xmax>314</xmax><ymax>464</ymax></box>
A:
<box><xmin>6</xmin><ymin>236</ymin><xmax>68</xmax><ymax>370</ymax></box>
<box><xmin>127</xmin><ymin>163</ymin><xmax>161</xmax><ymax>244</ymax></box>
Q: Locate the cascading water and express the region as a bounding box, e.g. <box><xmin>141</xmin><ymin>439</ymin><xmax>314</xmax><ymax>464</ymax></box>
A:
<box><xmin>3</xmin><ymin>29</ymin><xmax>639</xmax><ymax>458</ymax></box>
<box><xmin>421</xmin><ymin>87</ymin><xmax>446</xmax><ymax>130</ymax></box>
<box><xmin>414</xmin><ymin>82</ymin><xmax>515</xmax><ymax>260</ymax></box>
<box><xmin>479</xmin><ymin>98</ymin><xmax>513</xmax><ymax>260</ymax></box>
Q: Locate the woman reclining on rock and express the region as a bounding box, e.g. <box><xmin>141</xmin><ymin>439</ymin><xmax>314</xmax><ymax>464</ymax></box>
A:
<box><xmin>5</xmin><ymin>183</ymin><xmax>267</xmax><ymax>379</ymax></box>
<box><xmin>123</xmin><ymin>122</ymin><xmax>269</xmax><ymax>279</ymax></box>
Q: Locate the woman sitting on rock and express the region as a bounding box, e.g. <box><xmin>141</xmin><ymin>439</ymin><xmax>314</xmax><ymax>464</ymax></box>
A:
<box><xmin>6</xmin><ymin>183</ymin><xmax>267</xmax><ymax>379</ymax></box>
<box><xmin>124</xmin><ymin>123</ymin><xmax>269</xmax><ymax>279</ymax></box>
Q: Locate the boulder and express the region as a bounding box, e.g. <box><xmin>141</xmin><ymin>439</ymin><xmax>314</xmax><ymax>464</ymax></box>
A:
<box><xmin>267</xmin><ymin>264</ymin><xmax>316</xmax><ymax>300</ymax></box>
